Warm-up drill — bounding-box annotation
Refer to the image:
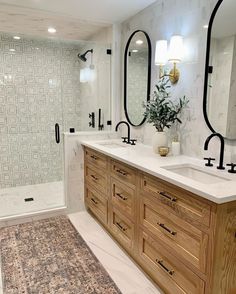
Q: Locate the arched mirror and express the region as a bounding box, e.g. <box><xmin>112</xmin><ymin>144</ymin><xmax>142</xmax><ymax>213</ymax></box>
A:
<box><xmin>124</xmin><ymin>30</ymin><xmax>151</xmax><ymax>127</ymax></box>
<box><xmin>204</xmin><ymin>0</ymin><xmax>236</xmax><ymax>140</ymax></box>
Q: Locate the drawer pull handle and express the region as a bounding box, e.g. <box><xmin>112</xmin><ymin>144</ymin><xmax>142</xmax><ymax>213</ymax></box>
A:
<box><xmin>116</xmin><ymin>193</ymin><xmax>128</xmax><ymax>201</ymax></box>
<box><xmin>116</xmin><ymin>222</ymin><xmax>127</xmax><ymax>232</ymax></box>
<box><xmin>116</xmin><ymin>169</ymin><xmax>128</xmax><ymax>176</ymax></box>
<box><xmin>91</xmin><ymin>155</ymin><xmax>98</xmax><ymax>160</ymax></box>
<box><xmin>91</xmin><ymin>175</ymin><xmax>98</xmax><ymax>181</ymax></box>
<box><xmin>158</xmin><ymin>223</ymin><xmax>177</xmax><ymax>236</ymax></box>
<box><xmin>156</xmin><ymin>260</ymin><xmax>175</xmax><ymax>276</ymax></box>
<box><xmin>159</xmin><ymin>191</ymin><xmax>177</xmax><ymax>202</ymax></box>
<box><xmin>91</xmin><ymin>198</ymin><xmax>98</xmax><ymax>205</ymax></box>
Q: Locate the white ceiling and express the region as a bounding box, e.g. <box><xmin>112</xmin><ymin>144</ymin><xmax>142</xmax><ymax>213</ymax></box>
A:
<box><xmin>0</xmin><ymin>4</ymin><xmax>109</xmax><ymax>41</ymax></box>
<box><xmin>0</xmin><ymin>0</ymin><xmax>156</xmax><ymax>41</ymax></box>
<box><xmin>0</xmin><ymin>0</ymin><xmax>156</xmax><ymax>24</ymax></box>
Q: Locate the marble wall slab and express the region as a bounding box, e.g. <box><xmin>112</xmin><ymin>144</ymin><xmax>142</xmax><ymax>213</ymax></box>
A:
<box><xmin>120</xmin><ymin>0</ymin><xmax>236</xmax><ymax>163</ymax></box>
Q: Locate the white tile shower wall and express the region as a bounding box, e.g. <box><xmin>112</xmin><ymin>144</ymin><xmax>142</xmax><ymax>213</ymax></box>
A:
<box><xmin>0</xmin><ymin>33</ymin><xmax>82</xmax><ymax>189</ymax></box>
<box><xmin>79</xmin><ymin>42</ymin><xmax>112</xmax><ymax>132</ymax></box>
<box><xmin>120</xmin><ymin>0</ymin><xmax>236</xmax><ymax>162</ymax></box>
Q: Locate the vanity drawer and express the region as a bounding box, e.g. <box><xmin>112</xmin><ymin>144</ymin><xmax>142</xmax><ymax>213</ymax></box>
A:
<box><xmin>139</xmin><ymin>231</ymin><xmax>205</xmax><ymax>294</ymax></box>
<box><xmin>85</xmin><ymin>148</ymin><xmax>108</xmax><ymax>170</ymax></box>
<box><xmin>85</xmin><ymin>164</ymin><xmax>107</xmax><ymax>195</ymax></box>
<box><xmin>85</xmin><ymin>185</ymin><xmax>108</xmax><ymax>225</ymax></box>
<box><xmin>140</xmin><ymin>174</ymin><xmax>212</xmax><ymax>228</ymax></box>
<box><xmin>140</xmin><ymin>194</ymin><xmax>208</xmax><ymax>273</ymax></box>
<box><xmin>110</xmin><ymin>207</ymin><xmax>134</xmax><ymax>251</ymax></box>
<box><xmin>111</xmin><ymin>160</ymin><xmax>136</xmax><ymax>188</ymax></box>
<box><xmin>111</xmin><ymin>177</ymin><xmax>135</xmax><ymax>219</ymax></box>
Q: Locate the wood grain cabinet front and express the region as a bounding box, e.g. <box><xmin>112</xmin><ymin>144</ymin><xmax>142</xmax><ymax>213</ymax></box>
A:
<box><xmin>140</xmin><ymin>194</ymin><xmax>209</xmax><ymax>274</ymax></box>
<box><xmin>83</xmin><ymin>147</ymin><xmax>236</xmax><ymax>294</ymax></box>
<box><xmin>138</xmin><ymin>231</ymin><xmax>205</xmax><ymax>294</ymax></box>
<box><xmin>85</xmin><ymin>185</ymin><xmax>108</xmax><ymax>225</ymax></box>
<box><xmin>140</xmin><ymin>174</ymin><xmax>212</xmax><ymax>229</ymax></box>
<box><xmin>111</xmin><ymin>177</ymin><xmax>135</xmax><ymax>220</ymax></box>
<box><xmin>85</xmin><ymin>148</ymin><xmax>108</xmax><ymax>170</ymax></box>
<box><xmin>85</xmin><ymin>163</ymin><xmax>107</xmax><ymax>195</ymax></box>
<box><xmin>110</xmin><ymin>207</ymin><xmax>135</xmax><ymax>252</ymax></box>
<box><xmin>111</xmin><ymin>160</ymin><xmax>136</xmax><ymax>188</ymax></box>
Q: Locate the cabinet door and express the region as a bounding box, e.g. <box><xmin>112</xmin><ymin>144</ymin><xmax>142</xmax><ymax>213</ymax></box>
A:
<box><xmin>140</xmin><ymin>174</ymin><xmax>212</xmax><ymax>229</ymax></box>
<box><xmin>111</xmin><ymin>177</ymin><xmax>135</xmax><ymax>220</ymax></box>
<box><xmin>85</xmin><ymin>148</ymin><xmax>108</xmax><ymax>170</ymax></box>
<box><xmin>139</xmin><ymin>231</ymin><xmax>205</xmax><ymax>294</ymax></box>
<box><xmin>85</xmin><ymin>164</ymin><xmax>107</xmax><ymax>195</ymax></box>
<box><xmin>85</xmin><ymin>185</ymin><xmax>108</xmax><ymax>225</ymax></box>
<box><xmin>140</xmin><ymin>194</ymin><xmax>208</xmax><ymax>273</ymax></box>
<box><xmin>110</xmin><ymin>207</ymin><xmax>134</xmax><ymax>252</ymax></box>
<box><xmin>111</xmin><ymin>160</ymin><xmax>136</xmax><ymax>188</ymax></box>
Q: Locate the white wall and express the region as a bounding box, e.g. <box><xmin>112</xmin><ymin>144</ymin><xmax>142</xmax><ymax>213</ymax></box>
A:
<box><xmin>120</xmin><ymin>0</ymin><xmax>236</xmax><ymax>163</ymax></box>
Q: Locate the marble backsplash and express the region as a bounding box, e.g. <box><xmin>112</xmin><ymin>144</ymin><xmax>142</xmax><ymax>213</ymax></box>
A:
<box><xmin>120</xmin><ymin>0</ymin><xmax>236</xmax><ymax>163</ymax></box>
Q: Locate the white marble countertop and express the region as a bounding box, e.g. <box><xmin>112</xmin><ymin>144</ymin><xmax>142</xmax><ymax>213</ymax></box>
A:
<box><xmin>80</xmin><ymin>139</ymin><xmax>236</xmax><ymax>204</ymax></box>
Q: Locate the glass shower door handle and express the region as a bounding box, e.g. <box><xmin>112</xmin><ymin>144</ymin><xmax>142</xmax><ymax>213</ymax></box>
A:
<box><xmin>55</xmin><ymin>123</ymin><xmax>60</xmax><ymax>144</ymax></box>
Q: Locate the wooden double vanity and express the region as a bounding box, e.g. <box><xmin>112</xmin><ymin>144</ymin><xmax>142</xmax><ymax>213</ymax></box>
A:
<box><xmin>83</xmin><ymin>145</ymin><xmax>236</xmax><ymax>294</ymax></box>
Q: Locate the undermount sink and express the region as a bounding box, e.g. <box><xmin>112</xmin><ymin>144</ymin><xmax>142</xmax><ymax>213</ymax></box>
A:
<box><xmin>97</xmin><ymin>141</ymin><xmax>128</xmax><ymax>149</ymax></box>
<box><xmin>162</xmin><ymin>164</ymin><xmax>231</xmax><ymax>184</ymax></box>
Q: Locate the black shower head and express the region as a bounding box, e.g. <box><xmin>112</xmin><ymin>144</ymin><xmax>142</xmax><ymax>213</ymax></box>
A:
<box><xmin>78</xmin><ymin>49</ymin><xmax>93</xmax><ymax>62</ymax></box>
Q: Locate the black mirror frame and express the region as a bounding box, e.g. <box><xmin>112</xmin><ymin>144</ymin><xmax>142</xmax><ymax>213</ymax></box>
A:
<box><xmin>203</xmin><ymin>0</ymin><xmax>228</xmax><ymax>137</ymax></box>
<box><xmin>124</xmin><ymin>30</ymin><xmax>152</xmax><ymax>127</ymax></box>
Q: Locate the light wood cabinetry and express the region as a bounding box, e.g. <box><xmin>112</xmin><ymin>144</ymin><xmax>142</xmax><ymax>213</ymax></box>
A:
<box><xmin>85</xmin><ymin>185</ymin><xmax>108</xmax><ymax>225</ymax></box>
<box><xmin>84</xmin><ymin>147</ymin><xmax>236</xmax><ymax>294</ymax></box>
<box><xmin>140</xmin><ymin>193</ymin><xmax>208</xmax><ymax>274</ymax></box>
<box><xmin>110</xmin><ymin>206</ymin><xmax>135</xmax><ymax>252</ymax></box>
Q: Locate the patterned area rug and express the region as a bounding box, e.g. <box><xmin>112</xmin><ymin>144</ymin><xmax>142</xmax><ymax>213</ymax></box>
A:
<box><xmin>0</xmin><ymin>216</ymin><xmax>122</xmax><ymax>294</ymax></box>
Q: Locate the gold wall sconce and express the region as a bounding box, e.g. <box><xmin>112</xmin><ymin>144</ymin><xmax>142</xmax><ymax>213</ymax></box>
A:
<box><xmin>155</xmin><ymin>35</ymin><xmax>184</xmax><ymax>84</ymax></box>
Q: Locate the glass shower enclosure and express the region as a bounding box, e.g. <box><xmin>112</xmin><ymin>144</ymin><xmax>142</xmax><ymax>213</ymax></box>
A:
<box><xmin>0</xmin><ymin>31</ymin><xmax>111</xmax><ymax>219</ymax></box>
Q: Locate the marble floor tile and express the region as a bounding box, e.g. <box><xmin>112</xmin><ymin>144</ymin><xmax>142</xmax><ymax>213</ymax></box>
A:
<box><xmin>69</xmin><ymin>211</ymin><xmax>163</xmax><ymax>294</ymax></box>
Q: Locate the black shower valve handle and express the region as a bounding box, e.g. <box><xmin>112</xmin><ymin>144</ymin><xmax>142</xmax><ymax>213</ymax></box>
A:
<box><xmin>226</xmin><ymin>163</ymin><xmax>236</xmax><ymax>174</ymax></box>
<box><xmin>204</xmin><ymin>157</ymin><xmax>215</xmax><ymax>167</ymax></box>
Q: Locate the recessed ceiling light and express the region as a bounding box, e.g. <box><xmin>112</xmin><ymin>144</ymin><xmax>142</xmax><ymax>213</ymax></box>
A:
<box><xmin>203</xmin><ymin>24</ymin><xmax>208</xmax><ymax>29</ymax></box>
<box><xmin>48</xmin><ymin>27</ymin><xmax>57</xmax><ymax>34</ymax></box>
<box><xmin>136</xmin><ymin>40</ymin><xmax>143</xmax><ymax>45</ymax></box>
<box><xmin>9</xmin><ymin>49</ymin><xmax>15</xmax><ymax>52</ymax></box>
<box><xmin>13</xmin><ymin>36</ymin><xmax>21</xmax><ymax>40</ymax></box>
<box><xmin>132</xmin><ymin>49</ymin><xmax>138</xmax><ymax>53</ymax></box>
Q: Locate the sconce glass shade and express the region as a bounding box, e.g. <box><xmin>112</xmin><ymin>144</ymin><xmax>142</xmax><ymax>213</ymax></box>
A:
<box><xmin>155</xmin><ymin>40</ymin><xmax>168</xmax><ymax>65</ymax></box>
<box><xmin>168</xmin><ymin>35</ymin><xmax>184</xmax><ymax>63</ymax></box>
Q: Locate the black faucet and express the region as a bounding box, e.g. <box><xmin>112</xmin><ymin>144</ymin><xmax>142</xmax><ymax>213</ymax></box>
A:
<box><xmin>204</xmin><ymin>133</ymin><xmax>225</xmax><ymax>170</ymax></box>
<box><xmin>115</xmin><ymin>121</ymin><xmax>131</xmax><ymax>144</ymax></box>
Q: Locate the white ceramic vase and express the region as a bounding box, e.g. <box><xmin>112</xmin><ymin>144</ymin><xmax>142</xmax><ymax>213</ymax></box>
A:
<box><xmin>152</xmin><ymin>131</ymin><xmax>168</xmax><ymax>154</ymax></box>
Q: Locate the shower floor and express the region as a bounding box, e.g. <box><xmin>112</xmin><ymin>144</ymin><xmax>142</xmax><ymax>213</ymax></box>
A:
<box><xmin>0</xmin><ymin>181</ymin><xmax>65</xmax><ymax>219</ymax></box>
